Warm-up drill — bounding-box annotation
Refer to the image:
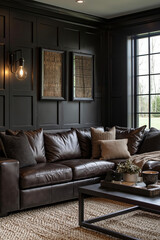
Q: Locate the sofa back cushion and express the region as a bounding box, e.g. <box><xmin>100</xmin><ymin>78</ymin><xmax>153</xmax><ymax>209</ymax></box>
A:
<box><xmin>75</xmin><ymin>127</ymin><xmax>104</xmax><ymax>158</ymax></box>
<box><xmin>91</xmin><ymin>127</ymin><xmax>116</xmax><ymax>159</ymax></box>
<box><xmin>0</xmin><ymin>148</ymin><xmax>4</xmax><ymax>157</ymax></box>
<box><xmin>115</xmin><ymin>125</ymin><xmax>146</xmax><ymax>155</ymax></box>
<box><xmin>0</xmin><ymin>134</ymin><xmax>5</xmax><ymax>158</ymax></box>
<box><xmin>0</xmin><ymin>131</ymin><xmax>37</xmax><ymax>168</ymax></box>
<box><xmin>138</xmin><ymin>127</ymin><xmax>160</xmax><ymax>154</ymax></box>
<box><xmin>44</xmin><ymin>129</ymin><xmax>81</xmax><ymax>162</ymax></box>
<box><xmin>6</xmin><ymin>128</ymin><xmax>46</xmax><ymax>163</ymax></box>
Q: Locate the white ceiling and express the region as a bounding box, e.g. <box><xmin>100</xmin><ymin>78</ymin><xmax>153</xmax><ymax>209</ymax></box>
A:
<box><xmin>34</xmin><ymin>0</ymin><xmax>160</xmax><ymax>19</ymax></box>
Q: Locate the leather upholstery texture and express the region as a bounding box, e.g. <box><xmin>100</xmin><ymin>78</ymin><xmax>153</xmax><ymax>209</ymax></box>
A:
<box><xmin>143</xmin><ymin>160</ymin><xmax>160</xmax><ymax>172</ymax></box>
<box><xmin>44</xmin><ymin>129</ymin><xmax>81</xmax><ymax>162</ymax></box>
<box><xmin>0</xmin><ymin>159</ymin><xmax>20</xmax><ymax>216</ymax></box>
<box><xmin>75</xmin><ymin>127</ymin><xmax>104</xmax><ymax>158</ymax></box>
<box><xmin>138</xmin><ymin>128</ymin><xmax>160</xmax><ymax>154</ymax></box>
<box><xmin>20</xmin><ymin>182</ymin><xmax>74</xmax><ymax>209</ymax></box>
<box><xmin>1</xmin><ymin>126</ymin><xmax>160</xmax><ymax>217</ymax></box>
<box><xmin>0</xmin><ymin>132</ymin><xmax>37</xmax><ymax>168</ymax></box>
<box><xmin>75</xmin><ymin>128</ymin><xmax>91</xmax><ymax>158</ymax></box>
<box><xmin>20</xmin><ymin>177</ymin><xmax>102</xmax><ymax>209</ymax></box>
<box><xmin>6</xmin><ymin>128</ymin><xmax>46</xmax><ymax>163</ymax></box>
<box><xmin>20</xmin><ymin>163</ymin><xmax>72</xmax><ymax>189</ymax></box>
<box><xmin>0</xmin><ymin>138</ymin><xmax>5</xmax><ymax>158</ymax></box>
<box><xmin>116</xmin><ymin>125</ymin><xmax>146</xmax><ymax>155</ymax></box>
<box><xmin>73</xmin><ymin>177</ymin><xmax>102</xmax><ymax>197</ymax></box>
<box><xmin>59</xmin><ymin>159</ymin><xmax>115</xmax><ymax>180</ymax></box>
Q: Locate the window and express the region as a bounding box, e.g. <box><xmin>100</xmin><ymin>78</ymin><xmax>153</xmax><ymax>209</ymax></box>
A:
<box><xmin>134</xmin><ymin>33</ymin><xmax>160</xmax><ymax>129</ymax></box>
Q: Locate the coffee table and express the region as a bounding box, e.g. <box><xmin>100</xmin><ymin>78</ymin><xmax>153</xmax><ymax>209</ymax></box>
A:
<box><xmin>79</xmin><ymin>183</ymin><xmax>160</xmax><ymax>240</ymax></box>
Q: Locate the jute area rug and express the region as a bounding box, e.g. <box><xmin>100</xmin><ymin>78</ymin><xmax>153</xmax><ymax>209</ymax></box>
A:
<box><xmin>0</xmin><ymin>198</ymin><xmax>159</xmax><ymax>240</ymax></box>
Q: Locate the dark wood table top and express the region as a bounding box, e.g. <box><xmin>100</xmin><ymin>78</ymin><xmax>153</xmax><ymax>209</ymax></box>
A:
<box><xmin>79</xmin><ymin>183</ymin><xmax>160</xmax><ymax>212</ymax></box>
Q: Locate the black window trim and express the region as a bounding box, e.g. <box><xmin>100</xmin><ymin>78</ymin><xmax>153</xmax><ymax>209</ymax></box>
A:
<box><xmin>133</xmin><ymin>31</ymin><xmax>160</xmax><ymax>128</ymax></box>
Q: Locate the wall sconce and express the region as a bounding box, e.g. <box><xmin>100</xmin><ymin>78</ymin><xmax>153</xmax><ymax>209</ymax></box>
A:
<box><xmin>10</xmin><ymin>50</ymin><xmax>27</xmax><ymax>80</ymax></box>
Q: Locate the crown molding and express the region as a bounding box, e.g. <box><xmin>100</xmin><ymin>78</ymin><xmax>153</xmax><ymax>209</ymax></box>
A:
<box><xmin>108</xmin><ymin>7</ymin><xmax>160</xmax><ymax>29</ymax></box>
<box><xmin>0</xmin><ymin>0</ymin><xmax>107</xmax><ymax>27</ymax></box>
<box><xmin>0</xmin><ymin>0</ymin><xmax>159</xmax><ymax>30</ymax></box>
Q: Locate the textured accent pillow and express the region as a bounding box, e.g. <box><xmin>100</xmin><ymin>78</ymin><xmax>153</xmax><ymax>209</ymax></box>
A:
<box><xmin>6</xmin><ymin>128</ymin><xmax>46</xmax><ymax>163</ymax></box>
<box><xmin>91</xmin><ymin>127</ymin><xmax>115</xmax><ymax>159</ymax></box>
<box><xmin>44</xmin><ymin>129</ymin><xmax>81</xmax><ymax>162</ymax></box>
<box><xmin>138</xmin><ymin>127</ymin><xmax>160</xmax><ymax>154</ymax></box>
<box><xmin>99</xmin><ymin>139</ymin><xmax>130</xmax><ymax>160</ymax></box>
<box><xmin>0</xmin><ymin>131</ymin><xmax>37</xmax><ymax>168</ymax></box>
<box><xmin>75</xmin><ymin>127</ymin><xmax>104</xmax><ymax>158</ymax></box>
<box><xmin>116</xmin><ymin>125</ymin><xmax>146</xmax><ymax>155</ymax></box>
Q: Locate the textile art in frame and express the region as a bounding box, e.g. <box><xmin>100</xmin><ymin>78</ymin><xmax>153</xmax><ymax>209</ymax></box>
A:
<box><xmin>41</xmin><ymin>48</ymin><xmax>65</xmax><ymax>100</ymax></box>
<box><xmin>72</xmin><ymin>53</ymin><xmax>94</xmax><ymax>101</ymax></box>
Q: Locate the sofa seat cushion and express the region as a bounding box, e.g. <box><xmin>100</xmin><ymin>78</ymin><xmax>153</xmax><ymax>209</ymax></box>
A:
<box><xmin>20</xmin><ymin>163</ymin><xmax>72</xmax><ymax>189</ymax></box>
<box><xmin>59</xmin><ymin>159</ymin><xmax>115</xmax><ymax>180</ymax></box>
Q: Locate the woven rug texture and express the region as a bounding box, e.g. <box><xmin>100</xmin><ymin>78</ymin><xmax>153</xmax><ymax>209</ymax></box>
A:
<box><xmin>0</xmin><ymin>198</ymin><xmax>159</xmax><ymax>240</ymax></box>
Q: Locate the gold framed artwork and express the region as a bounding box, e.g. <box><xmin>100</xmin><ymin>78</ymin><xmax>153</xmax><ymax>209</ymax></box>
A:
<box><xmin>72</xmin><ymin>53</ymin><xmax>94</xmax><ymax>101</ymax></box>
<box><xmin>41</xmin><ymin>48</ymin><xmax>66</xmax><ymax>100</ymax></box>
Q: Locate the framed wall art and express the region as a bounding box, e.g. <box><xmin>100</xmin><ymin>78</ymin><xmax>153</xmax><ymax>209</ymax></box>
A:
<box><xmin>41</xmin><ymin>48</ymin><xmax>66</xmax><ymax>100</ymax></box>
<box><xmin>72</xmin><ymin>53</ymin><xmax>94</xmax><ymax>101</ymax></box>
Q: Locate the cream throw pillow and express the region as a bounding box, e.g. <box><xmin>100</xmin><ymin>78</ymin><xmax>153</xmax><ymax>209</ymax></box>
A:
<box><xmin>91</xmin><ymin>127</ymin><xmax>115</xmax><ymax>159</ymax></box>
<box><xmin>99</xmin><ymin>139</ymin><xmax>130</xmax><ymax>160</ymax></box>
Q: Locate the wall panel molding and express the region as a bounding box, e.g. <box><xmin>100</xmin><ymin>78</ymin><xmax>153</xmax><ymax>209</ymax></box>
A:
<box><xmin>0</xmin><ymin>8</ymin><xmax>9</xmax><ymax>131</ymax></box>
<box><xmin>37</xmin><ymin>18</ymin><xmax>58</xmax><ymax>48</ymax></box>
<box><xmin>107</xmin><ymin>10</ymin><xmax>160</xmax><ymax>128</ymax></box>
<box><xmin>9</xmin><ymin>10</ymin><xmax>37</xmax><ymax>130</ymax></box>
<box><xmin>37</xmin><ymin>16</ymin><xmax>102</xmax><ymax>130</ymax></box>
<box><xmin>0</xmin><ymin>2</ymin><xmax>104</xmax><ymax>131</ymax></box>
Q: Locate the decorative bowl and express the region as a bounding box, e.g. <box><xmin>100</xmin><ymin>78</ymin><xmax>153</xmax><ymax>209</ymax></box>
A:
<box><xmin>142</xmin><ymin>171</ymin><xmax>159</xmax><ymax>186</ymax></box>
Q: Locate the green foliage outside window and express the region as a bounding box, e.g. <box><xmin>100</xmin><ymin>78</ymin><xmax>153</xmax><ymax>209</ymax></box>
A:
<box><xmin>152</xmin><ymin>96</ymin><xmax>160</xmax><ymax>117</ymax></box>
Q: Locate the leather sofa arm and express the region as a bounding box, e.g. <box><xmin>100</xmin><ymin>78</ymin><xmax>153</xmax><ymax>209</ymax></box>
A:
<box><xmin>0</xmin><ymin>158</ymin><xmax>20</xmax><ymax>216</ymax></box>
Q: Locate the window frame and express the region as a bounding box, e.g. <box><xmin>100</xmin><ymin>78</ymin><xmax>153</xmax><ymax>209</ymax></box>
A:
<box><xmin>133</xmin><ymin>32</ymin><xmax>160</xmax><ymax>129</ymax></box>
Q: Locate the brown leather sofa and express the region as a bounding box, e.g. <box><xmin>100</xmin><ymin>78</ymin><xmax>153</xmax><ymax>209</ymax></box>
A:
<box><xmin>0</xmin><ymin>128</ymin><xmax>115</xmax><ymax>217</ymax></box>
<box><xmin>0</xmin><ymin>127</ymin><xmax>160</xmax><ymax>217</ymax></box>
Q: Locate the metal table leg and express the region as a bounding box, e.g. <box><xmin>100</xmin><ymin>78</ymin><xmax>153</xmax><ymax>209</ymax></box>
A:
<box><xmin>78</xmin><ymin>194</ymin><xmax>142</xmax><ymax>240</ymax></box>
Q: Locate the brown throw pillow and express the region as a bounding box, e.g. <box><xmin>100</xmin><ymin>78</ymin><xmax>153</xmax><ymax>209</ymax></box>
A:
<box><xmin>91</xmin><ymin>127</ymin><xmax>115</xmax><ymax>159</ymax></box>
<box><xmin>0</xmin><ymin>131</ymin><xmax>37</xmax><ymax>168</ymax></box>
<box><xmin>99</xmin><ymin>139</ymin><xmax>130</xmax><ymax>160</ymax></box>
<box><xmin>75</xmin><ymin>126</ymin><xmax>104</xmax><ymax>158</ymax></box>
<box><xmin>116</xmin><ymin>125</ymin><xmax>146</xmax><ymax>155</ymax></box>
<box><xmin>6</xmin><ymin>128</ymin><xmax>46</xmax><ymax>163</ymax></box>
<box><xmin>44</xmin><ymin>129</ymin><xmax>81</xmax><ymax>162</ymax></box>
